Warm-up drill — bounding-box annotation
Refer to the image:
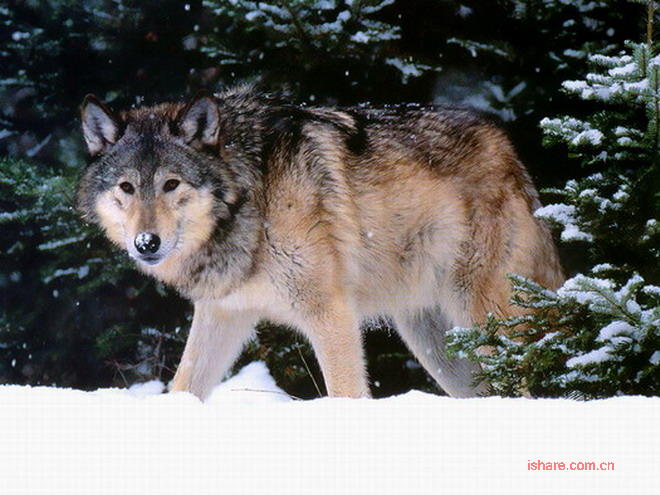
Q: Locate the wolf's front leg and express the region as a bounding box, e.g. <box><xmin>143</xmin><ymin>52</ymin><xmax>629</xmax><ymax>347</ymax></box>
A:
<box><xmin>302</xmin><ymin>298</ymin><xmax>370</xmax><ymax>398</ymax></box>
<box><xmin>170</xmin><ymin>301</ymin><xmax>256</xmax><ymax>400</ymax></box>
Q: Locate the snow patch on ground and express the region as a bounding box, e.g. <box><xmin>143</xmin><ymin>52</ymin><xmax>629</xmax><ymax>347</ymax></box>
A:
<box><xmin>207</xmin><ymin>361</ymin><xmax>293</xmax><ymax>405</ymax></box>
<box><xmin>127</xmin><ymin>379</ymin><xmax>165</xmax><ymax>397</ymax></box>
<box><xmin>0</xmin><ymin>362</ymin><xmax>657</xmax><ymax>495</ymax></box>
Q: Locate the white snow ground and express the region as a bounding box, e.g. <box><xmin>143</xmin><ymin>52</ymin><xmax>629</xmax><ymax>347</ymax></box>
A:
<box><xmin>0</xmin><ymin>362</ymin><xmax>657</xmax><ymax>495</ymax></box>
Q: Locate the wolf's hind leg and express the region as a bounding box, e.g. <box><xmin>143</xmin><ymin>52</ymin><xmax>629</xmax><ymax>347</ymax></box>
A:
<box><xmin>170</xmin><ymin>302</ymin><xmax>257</xmax><ymax>400</ymax></box>
<box><xmin>393</xmin><ymin>307</ymin><xmax>488</xmax><ymax>398</ymax></box>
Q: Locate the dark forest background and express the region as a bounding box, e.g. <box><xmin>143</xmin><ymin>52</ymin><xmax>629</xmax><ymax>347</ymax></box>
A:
<box><xmin>1</xmin><ymin>0</ymin><xmax>657</xmax><ymax>398</ymax></box>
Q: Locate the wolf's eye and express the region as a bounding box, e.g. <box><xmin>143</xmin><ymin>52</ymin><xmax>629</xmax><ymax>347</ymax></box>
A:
<box><xmin>119</xmin><ymin>182</ymin><xmax>135</xmax><ymax>194</ymax></box>
<box><xmin>163</xmin><ymin>179</ymin><xmax>180</xmax><ymax>193</ymax></box>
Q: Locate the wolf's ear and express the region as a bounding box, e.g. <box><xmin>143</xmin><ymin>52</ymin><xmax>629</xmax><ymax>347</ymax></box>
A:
<box><xmin>176</xmin><ymin>91</ymin><xmax>220</xmax><ymax>148</ymax></box>
<box><xmin>81</xmin><ymin>95</ymin><xmax>122</xmax><ymax>156</ymax></box>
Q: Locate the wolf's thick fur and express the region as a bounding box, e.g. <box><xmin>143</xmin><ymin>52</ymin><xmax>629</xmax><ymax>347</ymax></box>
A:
<box><xmin>78</xmin><ymin>86</ymin><xmax>563</xmax><ymax>399</ymax></box>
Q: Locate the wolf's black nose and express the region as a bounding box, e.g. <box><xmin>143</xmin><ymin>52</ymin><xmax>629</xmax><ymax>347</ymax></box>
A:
<box><xmin>135</xmin><ymin>232</ymin><xmax>161</xmax><ymax>254</ymax></box>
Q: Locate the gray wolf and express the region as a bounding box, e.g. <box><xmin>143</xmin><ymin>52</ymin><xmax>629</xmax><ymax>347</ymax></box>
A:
<box><xmin>77</xmin><ymin>86</ymin><xmax>563</xmax><ymax>399</ymax></box>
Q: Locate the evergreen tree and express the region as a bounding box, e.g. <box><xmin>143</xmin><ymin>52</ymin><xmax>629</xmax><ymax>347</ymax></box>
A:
<box><xmin>195</xmin><ymin>0</ymin><xmax>438</xmax><ymax>103</ymax></box>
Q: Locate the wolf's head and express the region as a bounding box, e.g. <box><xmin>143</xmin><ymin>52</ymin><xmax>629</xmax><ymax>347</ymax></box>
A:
<box><xmin>77</xmin><ymin>93</ymin><xmax>247</xmax><ymax>270</ymax></box>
